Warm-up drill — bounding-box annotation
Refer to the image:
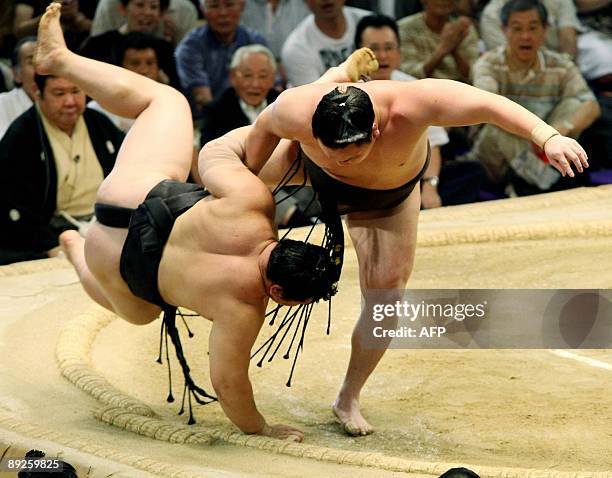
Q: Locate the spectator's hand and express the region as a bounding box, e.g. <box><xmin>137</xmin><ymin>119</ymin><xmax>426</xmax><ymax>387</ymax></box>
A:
<box><xmin>258</xmin><ymin>423</ymin><xmax>304</xmax><ymax>442</ymax></box>
<box><xmin>421</xmin><ymin>184</ymin><xmax>443</xmax><ymax>209</ymax></box>
<box><xmin>439</xmin><ymin>20</ymin><xmax>467</xmax><ymax>54</ymax></box>
<box><xmin>543</xmin><ymin>135</ymin><xmax>589</xmax><ymax>178</ymax></box>
<box><xmin>456</xmin><ymin>16</ymin><xmax>472</xmax><ymax>40</ymax></box>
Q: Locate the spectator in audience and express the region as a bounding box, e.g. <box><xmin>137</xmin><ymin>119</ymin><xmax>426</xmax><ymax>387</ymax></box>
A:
<box><xmin>480</xmin><ymin>0</ymin><xmax>612</xmax><ymax>86</ymax></box>
<box><xmin>355</xmin><ymin>14</ymin><xmax>484</xmax><ymax>208</ymax></box>
<box><xmin>14</xmin><ymin>0</ymin><xmax>93</xmax><ymax>49</ymax></box>
<box><xmin>240</xmin><ymin>0</ymin><xmax>310</xmax><ymax>63</ymax></box>
<box><xmin>79</xmin><ymin>0</ymin><xmax>180</xmax><ymax>89</ymax></box>
<box><xmin>439</xmin><ymin>468</ymin><xmax>481</xmax><ymax>478</ymax></box>
<box><xmin>281</xmin><ymin>0</ymin><xmax>370</xmax><ymax>86</ymax></box>
<box><xmin>175</xmin><ymin>0</ymin><xmax>266</xmax><ymax>114</ymax></box>
<box><xmin>0</xmin><ymin>74</ymin><xmax>124</xmax><ymax>265</ymax></box>
<box><xmin>200</xmin><ymin>44</ymin><xmax>278</xmax><ymax>144</ymax></box>
<box><xmin>0</xmin><ymin>36</ymin><xmax>37</xmax><ymax>139</ymax></box>
<box><xmin>470</xmin><ymin>0</ymin><xmax>600</xmax><ymax>195</ymax></box>
<box><xmin>397</xmin><ymin>0</ymin><xmax>480</xmax><ymax>82</ymax></box>
<box><xmin>198</xmin><ymin>44</ymin><xmax>318</xmax><ymax>225</ymax></box>
<box><xmin>90</xmin><ymin>0</ymin><xmax>198</xmax><ymax>46</ymax></box>
<box><xmin>88</xmin><ymin>32</ymin><xmax>165</xmax><ymax>132</ymax></box>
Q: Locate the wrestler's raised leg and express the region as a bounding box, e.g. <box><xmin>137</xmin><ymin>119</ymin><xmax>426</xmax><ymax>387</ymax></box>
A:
<box><xmin>333</xmin><ymin>187</ymin><xmax>421</xmax><ymax>436</ymax></box>
<box><xmin>59</xmin><ymin>231</ymin><xmax>114</xmax><ymax>311</ymax></box>
<box><xmin>36</xmin><ymin>3</ymin><xmax>193</xmax><ymax>203</ymax></box>
<box><xmin>36</xmin><ymin>3</ymin><xmax>180</xmax><ymax>324</ymax></box>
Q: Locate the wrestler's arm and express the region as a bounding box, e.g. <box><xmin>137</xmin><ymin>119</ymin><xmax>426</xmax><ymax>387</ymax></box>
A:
<box><xmin>198</xmin><ymin>126</ymin><xmax>271</xmax><ymax>200</ymax></box>
<box><xmin>405</xmin><ymin>79</ymin><xmax>589</xmax><ymax>177</ymax></box>
<box><xmin>208</xmin><ymin>305</ymin><xmax>304</xmax><ymax>441</ymax></box>
<box><xmin>245</xmin><ymin>88</ymin><xmax>307</xmax><ymax>174</ymax></box>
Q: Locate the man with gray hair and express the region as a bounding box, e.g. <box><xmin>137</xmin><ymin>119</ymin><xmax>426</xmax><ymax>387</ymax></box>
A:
<box><xmin>200</xmin><ymin>44</ymin><xmax>277</xmax><ymax>145</ymax></box>
<box><xmin>175</xmin><ymin>0</ymin><xmax>267</xmax><ymax>115</ymax></box>
<box><xmin>198</xmin><ymin>44</ymin><xmax>317</xmax><ymax>226</ymax></box>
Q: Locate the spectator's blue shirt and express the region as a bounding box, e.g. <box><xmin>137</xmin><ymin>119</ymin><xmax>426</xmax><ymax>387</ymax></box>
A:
<box><xmin>175</xmin><ymin>24</ymin><xmax>267</xmax><ymax>99</ymax></box>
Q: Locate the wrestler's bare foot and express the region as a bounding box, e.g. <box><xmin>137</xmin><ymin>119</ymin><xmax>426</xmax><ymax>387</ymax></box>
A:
<box><xmin>340</xmin><ymin>48</ymin><xmax>379</xmax><ymax>82</ymax></box>
<box><xmin>35</xmin><ymin>2</ymin><xmax>69</xmax><ymax>76</ymax></box>
<box><xmin>332</xmin><ymin>396</ymin><xmax>374</xmax><ymax>437</ymax></box>
<box><xmin>59</xmin><ymin>230</ymin><xmax>85</xmax><ymax>267</ymax></box>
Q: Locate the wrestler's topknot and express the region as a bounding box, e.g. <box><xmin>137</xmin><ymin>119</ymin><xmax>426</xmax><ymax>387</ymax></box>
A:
<box><xmin>312</xmin><ymin>86</ymin><xmax>374</xmax><ymax>149</ymax></box>
<box><xmin>267</xmin><ymin>239</ymin><xmax>338</xmax><ymax>302</ymax></box>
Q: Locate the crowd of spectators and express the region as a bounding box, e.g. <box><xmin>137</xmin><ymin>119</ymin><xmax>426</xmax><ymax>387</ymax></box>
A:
<box><xmin>0</xmin><ymin>0</ymin><xmax>610</xmax><ymax>264</ymax></box>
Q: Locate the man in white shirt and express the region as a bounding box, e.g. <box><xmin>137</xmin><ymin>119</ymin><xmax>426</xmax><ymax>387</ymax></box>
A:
<box><xmin>241</xmin><ymin>0</ymin><xmax>311</xmax><ymax>61</ymax></box>
<box><xmin>281</xmin><ymin>0</ymin><xmax>370</xmax><ymax>86</ymax></box>
<box><xmin>0</xmin><ymin>37</ymin><xmax>38</xmax><ymax>140</ymax></box>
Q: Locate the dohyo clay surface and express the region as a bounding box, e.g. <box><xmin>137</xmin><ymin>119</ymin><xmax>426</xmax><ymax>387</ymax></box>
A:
<box><xmin>1</xmin><ymin>185</ymin><xmax>612</xmax><ymax>477</ymax></box>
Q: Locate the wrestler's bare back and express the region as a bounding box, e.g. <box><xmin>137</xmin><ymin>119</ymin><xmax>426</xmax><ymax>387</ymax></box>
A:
<box><xmin>159</xmin><ymin>196</ymin><xmax>275</xmax><ymax>317</ymax></box>
<box><xmin>85</xmin><ymin>176</ymin><xmax>274</xmax><ymax>325</ymax></box>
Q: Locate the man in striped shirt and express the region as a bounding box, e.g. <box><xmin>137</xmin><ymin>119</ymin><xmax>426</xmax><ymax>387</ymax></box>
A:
<box><xmin>470</xmin><ymin>0</ymin><xmax>599</xmax><ymax>194</ymax></box>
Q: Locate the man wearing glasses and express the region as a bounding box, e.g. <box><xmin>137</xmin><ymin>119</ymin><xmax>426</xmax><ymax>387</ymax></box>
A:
<box><xmin>175</xmin><ymin>0</ymin><xmax>267</xmax><ymax>115</ymax></box>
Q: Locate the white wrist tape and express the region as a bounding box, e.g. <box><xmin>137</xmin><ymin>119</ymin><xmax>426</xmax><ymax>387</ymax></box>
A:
<box><xmin>531</xmin><ymin>123</ymin><xmax>560</xmax><ymax>149</ymax></box>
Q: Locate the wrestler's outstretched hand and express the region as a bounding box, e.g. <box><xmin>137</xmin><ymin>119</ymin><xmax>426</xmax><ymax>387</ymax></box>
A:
<box><xmin>259</xmin><ymin>423</ymin><xmax>304</xmax><ymax>442</ymax></box>
<box><xmin>543</xmin><ymin>135</ymin><xmax>589</xmax><ymax>178</ymax></box>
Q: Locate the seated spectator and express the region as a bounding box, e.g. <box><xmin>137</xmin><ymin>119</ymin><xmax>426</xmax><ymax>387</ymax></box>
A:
<box><xmin>240</xmin><ymin>0</ymin><xmax>310</xmax><ymax>64</ymax></box>
<box><xmin>88</xmin><ymin>32</ymin><xmax>166</xmax><ymax>131</ymax></box>
<box><xmin>0</xmin><ymin>36</ymin><xmax>37</xmax><ymax>139</ymax></box>
<box><xmin>480</xmin><ymin>0</ymin><xmax>612</xmax><ymax>86</ymax></box>
<box><xmin>90</xmin><ymin>0</ymin><xmax>198</xmax><ymax>46</ymax></box>
<box><xmin>0</xmin><ymin>74</ymin><xmax>124</xmax><ymax>265</ymax></box>
<box><xmin>14</xmin><ymin>0</ymin><xmax>93</xmax><ymax>50</ymax></box>
<box><xmin>439</xmin><ymin>468</ymin><xmax>481</xmax><ymax>478</ymax></box>
<box><xmin>175</xmin><ymin>0</ymin><xmax>266</xmax><ymax>115</ymax></box>
<box><xmin>281</xmin><ymin>0</ymin><xmax>370</xmax><ymax>87</ymax></box>
<box><xmin>470</xmin><ymin>0</ymin><xmax>600</xmax><ymax>195</ymax></box>
<box><xmin>200</xmin><ymin>44</ymin><xmax>278</xmax><ymax>144</ymax></box>
<box><xmin>355</xmin><ymin>13</ymin><xmax>485</xmax><ymax>208</ymax></box>
<box><xmin>79</xmin><ymin>0</ymin><xmax>180</xmax><ymax>89</ymax></box>
<box><xmin>198</xmin><ymin>43</ymin><xmax>318</xmax><ymax>225</ymax></box>
<box><xmin>397</xmin><ymin>0</ymin><xmax>480</xmax><ymax>82</ymax></box>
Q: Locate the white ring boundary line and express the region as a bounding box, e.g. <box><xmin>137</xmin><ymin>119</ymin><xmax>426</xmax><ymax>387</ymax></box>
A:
<box><xmin>549</xmin><ymin>350</ymin><xmax>612</xmax><ymax>370</ymax></box>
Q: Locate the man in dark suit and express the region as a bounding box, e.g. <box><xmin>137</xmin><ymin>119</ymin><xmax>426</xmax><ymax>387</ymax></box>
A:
<box><xmin>200</xmin><ymin>44</ymin><xmax>279</xmax><ymax>145</ymax></box>
<box><xmin>0</xmin><ymin>73</ymin><xmax>124</xmax><ymax>265</ymax></box>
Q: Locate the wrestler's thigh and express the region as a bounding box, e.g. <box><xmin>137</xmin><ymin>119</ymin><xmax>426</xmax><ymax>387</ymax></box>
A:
<box><xmin>258</xmin><ymin>140</ymin><xmax>306</xmax><ymax>188</ymax></box>
<box><xmin>346</xmin><ymin>186</ymin><xmax>421</xmax><ymax>289</ymax></box>
<box><xmin>85</xmin><ymin>223</ymin><xmax>161</xmax><ymax>325</ymax></box>
<box><xmin>97</xmin><ymin>87</ymin><xmax>194</xmax><ymax>209</ymax></box>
